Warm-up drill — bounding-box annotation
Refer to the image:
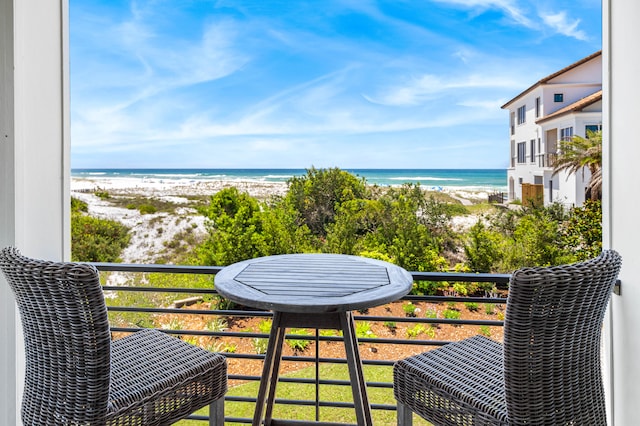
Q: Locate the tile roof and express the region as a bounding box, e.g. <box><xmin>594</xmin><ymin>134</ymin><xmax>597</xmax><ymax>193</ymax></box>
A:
<box><xmin>536</xmin><ymin>90</ymin><xmax>602</xmax><ymax>124</ymax></box>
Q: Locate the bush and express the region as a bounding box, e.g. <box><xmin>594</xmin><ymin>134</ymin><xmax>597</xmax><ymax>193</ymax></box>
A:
<box><xmin>355</xmin><ymin>321</ymin><xmax>377</xmax><ymax>339</ymax></box>
<box><xmin>285</xmin><ymin>167</ymin><xmax>368</xmax><ymax>237</ymax></box>
<box><xmin>71</xmin><ymin>197</ymin><xmax>88</xmax><ymax>213</ymax></box>
<box><xmin>403</xmin><ymin>302</ymin><xmax>417</xmax><ymax>317</ymax></box>
<box><xmin>464</xmin><ymin>220</ymin><xmax>502</xmax><ymax>272</ymax></box>
<box><xmin>406</xmin><ymin>324</ymin><xmax>427</xmax><ymax>338</ymax></box>
<box><xmin>464</xmin><ymin>302</ymin><xmax>479</xmax><ymax>312</ymax></box>
<box><xmin>442</xmin><ymin>309</ymin><xmax>461</xmax><ymax>320</ymax></box>
<box><xmin>286</xmin><ymin>328</ymin><xmax>312</xmax><ymax>352</ymax></box>
<box><xmin>71</xmin><ymin>212</ymin><xmax>130</xmax><ymax>262</ymax></box>
<box><xmin>562</xmin><ymin>199</ymin><xmax>602</xmax><ymax>261</ymax></box>
<box><xmin>138</xmin><ymin>204</ymin><xmax>157</xmax><ymax>214</ymax></box>
<box><xmin>384</xmin><ymin>321</ymin><xmax>397</xmax><ymax>330</ymax></box>
<box><xmin>479</xmin><ymin>326</ymin><xmax>491</xmax><ymax>337</ymax></box>
<box><xmin>198</xmin><ymin>187</ymin><xmax>265</xmax><ymax>266</ymax></box>
<box><xmin>94</xmin><ymin>189</ymin><xmax>110</xmax><ymax>199</ymax></box>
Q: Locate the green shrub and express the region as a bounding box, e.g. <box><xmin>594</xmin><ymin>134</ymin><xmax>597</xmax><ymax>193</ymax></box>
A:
<box><xmin>403</xmin><ymin>302</ymin><xmax>417</xmax><ymax>317</ymax></box>
<box><xmin>562</xmin><ymin>199</ymin><xmax>602</xmax><ymax>261</ymax></box>
<box><xmin>253</xmin><ymin>337</ymin><xmax>268</xmax><ymax>354</ymax></box>
<box><xmin>355</xmin><ymin>321</ymin><xmax>377</xmax><ymax>340</ymax></box>
<box><xmin>222</xmin><ymin>343</ymin><xmax>237</xmax><ymax>353</ymax></box>
<box><xmin>71</xmin><ymin>197</ymin><xmax>88</xmax><ymax>213</ymax></box>
<box><xmin>139</xmin><ymin>204</ymin><xmax>157</xmax><ymax>214</ymax></box>
<box><xmin>286</xmin><ymin>329</ymin><xmax>311</xmax><ymax>352</ymax></box>
<box><xmin>424</xmin><ymin>309</ymin><xmax>438</xmax><ymax>319</ymax></box>
<box><xmin>484</xmin><ymin>303</ymin><xmax>495</xmax><ymax>315</ymax></box>
<box><xmin>424</xmin><ymin>326</ymin><xmax>436</xmax><ymax>338</ymax></box>
<box><xmin>442</xmin><ymin>309</ymin><xmax>461</xmax><ymax>320</ymax></box>
<box><xmin>406</xmin><ymin>324</ymin><xmax>427</xmax><ymax>338</ymax></box>
<box><xmin>464</xmin><ymin>220</ymin><xmax>502</xmax><ymax>273</ymax></box>
<box><xmin>94</xmin><ymin>189</ymin><xmax>110</xmax><ymax>199</ymax></box>
<box><xmin>71</xmin><ymin>212</ymin><xmax>130</xmax><ymax>262</ymax></box>
<box><xmin>464</xmin><ymin>302</ymin><xmax>479</xmax><ymax>312</ymax></box>
<box><xmin>479</xmin><ymin>326</ymin><xmax>491</xmax><ymax>337</ymax></box>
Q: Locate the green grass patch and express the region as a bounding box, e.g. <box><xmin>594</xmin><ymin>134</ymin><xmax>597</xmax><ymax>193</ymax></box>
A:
<box><xmin>198</xmin><ymin>363</ymin><xmax>433</xmax><ymax>425</ymax></box>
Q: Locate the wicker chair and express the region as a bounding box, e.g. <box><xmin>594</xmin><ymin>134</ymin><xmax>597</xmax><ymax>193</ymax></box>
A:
<box><xmin>393</xmin><ymin>250</ymin><xmax>622</xmax><ymax>426</ymax></box>
<box><xmin>0</xmin><ymin>247</ymin><xmax>228</xmax><ymax>426</ymax></box>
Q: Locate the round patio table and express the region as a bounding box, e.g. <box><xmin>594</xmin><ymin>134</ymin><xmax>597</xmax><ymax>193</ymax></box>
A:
<box><xmin>214</xmin><ymin>253</ymin><xmax>414</xmax><ymax>426</ymax></box>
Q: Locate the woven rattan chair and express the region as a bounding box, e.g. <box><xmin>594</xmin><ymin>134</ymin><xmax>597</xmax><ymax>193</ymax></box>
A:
<box><xmin>0</xmin><ymin>247</ymin><xmax>228</xmax><ymax>426</ymax></box>
<box><xmin>393</xmin><ymin>250</ymin><xmax>622</xmax><ymax>426</ymax></box>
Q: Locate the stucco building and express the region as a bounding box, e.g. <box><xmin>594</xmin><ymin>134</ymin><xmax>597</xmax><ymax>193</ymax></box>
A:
<box><xmin>502</xmin><ymin>51</ymin><xmax>602</xmax><ymax>207</ymax></box>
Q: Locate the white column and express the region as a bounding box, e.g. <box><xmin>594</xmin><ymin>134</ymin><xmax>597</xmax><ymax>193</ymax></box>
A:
<box><xmin>0</xmin><ymin>0</ymin><xmax>69</xmax><ymax>424</ymax></box>
<box><xmin>604</xmin><ymin>1</ymin><xmax>640</xmax><ymax>425</ymax></box>
<box><xmin>0</xmin><ymin>1</ymin><xmax>18</xmax><ymax>424</ymax></box>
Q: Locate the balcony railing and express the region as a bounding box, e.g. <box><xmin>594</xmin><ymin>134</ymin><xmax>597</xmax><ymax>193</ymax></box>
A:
<box><xmin>94</xmin><ymin>262</ymin><xmax>511</xmax><ymax>425</ymax></box>
<box><xmin>537</xmin><ymin>152</ymin><xmax>558</xmax><ymax>168</ymax></box>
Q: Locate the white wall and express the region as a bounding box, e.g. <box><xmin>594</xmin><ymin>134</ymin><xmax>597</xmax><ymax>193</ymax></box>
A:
<box><xmin>550</xmin><ymin>55</ymin><xmax>602</xmax><ymax>85</ymax></box>
<box><xmin>0</xmin><ymin>0</ymin><xmax>69</xmax><ymax>424</ymax></box>
<box><xmin>0</xmin><ymin>1</ymin><xmax>18</xmax><ymax>423</ymax></box>
<box><xmin>606</xmin><ymin>1</ymin><xmax>640</xmax><ymax>424</ymax></box>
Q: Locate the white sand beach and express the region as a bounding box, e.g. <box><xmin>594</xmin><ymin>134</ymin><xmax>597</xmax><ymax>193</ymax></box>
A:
<box><xmin>72</xmin><ymin>177</ymin><xmax>285</xmax><ymax>264</ymax></box>
<box><xmin>71</xmin><ymin>176</ymin><xmax>482</xmax><ymax>265</ymax></box>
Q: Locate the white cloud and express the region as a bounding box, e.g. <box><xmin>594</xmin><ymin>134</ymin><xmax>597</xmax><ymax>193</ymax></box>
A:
<box><xmin>433</xmin><ymin>0</ymin><xmax>590</xmax><ymax>41</ymax></box>
<box><xmin>540</xmin><ymin>11</ymin><xmax>588</xmax><ymax>41</ymax></box>
<box><xmin>364</xmin><ymin>72</ymin><xmax>525</xmax><ymax>107</ymax></box>
<box><xmin>431</xmin><ymin>0</ymin><xmax>534</xmax><ymax>28</ymax></box>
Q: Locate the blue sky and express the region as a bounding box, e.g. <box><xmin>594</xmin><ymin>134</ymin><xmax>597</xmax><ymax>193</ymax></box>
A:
<box><xmin>70</xmin><ymin>0</ymin><xmax>602</xmax><ymax>169</ymax></box>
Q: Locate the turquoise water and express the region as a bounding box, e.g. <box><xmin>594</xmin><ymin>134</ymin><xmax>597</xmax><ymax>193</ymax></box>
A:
<box><xmin>71</xmin><ymin>168</ymin><xmax>507</xmax><ymax>191</ymax></box>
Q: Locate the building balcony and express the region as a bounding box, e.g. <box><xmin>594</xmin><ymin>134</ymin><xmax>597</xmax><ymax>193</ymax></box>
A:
<box><xmin>93</xmin><ymin>262</ymin><xmax>513</xmax><ymax>425</ymax></box>
<box><xmin>537</xmin><ymin>152</ymin><xmax>558</xmax><ymax>168</ymax></box>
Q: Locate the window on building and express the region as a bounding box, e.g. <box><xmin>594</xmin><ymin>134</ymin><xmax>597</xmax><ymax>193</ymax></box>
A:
<box><xmin>586</xmin><ymin>124</ymin><xmax>602</xmax><ymax>135</ymax></box>
<box><xmin>537</xmin><ymin>138</ymin><xmax>541</xmax><ymax>166</ymax></box>
<box><xmin>554</xmin><ymin>93</ymin><xmax>564</xmax><ymax>102</ymax></box>
<box><xmin>535</xmin><ymin>97</ymin><xmax>540</xmax><ymax>118</ymax></box>
<box><xmin>560</xmin><ymin>126</ymin><xmax>573</xmax><ymax>141</ymax></box>
<box><xmin>517</xmin><ymin>142</ymin><xmax>526</xmax><ymax>163</ymax></box>
<box><xmin>530</xmin><ymin>139</ymin><xmax>536</xmax><ymax>162</ymax></box>
<box><xmin>517</xmin><ymin>105</ymin><xmax>526</xmax><ymax>125</ymax></box>
<box><xmin>510</xmin><ymin>112</ymin><xmax>515</xmax><ymax>135</ymax></box>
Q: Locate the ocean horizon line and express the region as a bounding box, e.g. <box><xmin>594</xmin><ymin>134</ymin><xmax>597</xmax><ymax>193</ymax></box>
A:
<box><xmin>71</xmin><ymin>168</ymin><xmax>508</xmax><ymax>191</ymax></box>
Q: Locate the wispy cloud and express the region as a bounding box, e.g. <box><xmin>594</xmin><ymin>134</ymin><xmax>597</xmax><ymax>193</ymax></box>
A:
<box><xmin>431</xmin><ymin>0</ymin><xmax>590</xmax><ymax>41</ymax></box>
<box><xmin>363</xmin><ymin>71</ymin><xmax>527</xmax><ymax>107</ymax></box>
<box><xmin>540</xmin><ymin>11</ymin><xmax>588</xmax><ymax>41</ymax></box>
<box><xmin>431</xmin><ymin>0</ymin><xmax>534</xmax><ymax>28</ymax></box>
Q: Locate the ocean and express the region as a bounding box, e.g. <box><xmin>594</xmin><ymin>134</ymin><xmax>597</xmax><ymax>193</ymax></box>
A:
<box><xmin>71</xmin><ymin>168</ymin><xmax>507</xmax><ymax>192</ymax></box>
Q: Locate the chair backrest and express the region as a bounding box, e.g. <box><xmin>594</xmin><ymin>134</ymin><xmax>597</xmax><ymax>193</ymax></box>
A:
<box><xmin>0</xmin><ymin>247</ymin><xmax>111</xmax><ymax>425</ymax></box>
<box><xmin>503</xmin><ymin>250</ymin><xmax>621</xmax><ymax>425</ymax></box>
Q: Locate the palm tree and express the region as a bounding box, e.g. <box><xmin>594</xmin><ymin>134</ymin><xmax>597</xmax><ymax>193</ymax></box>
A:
<box><xmin>553</xmin><ymin>130</ymin><xmax>602</xmax><ymax>200</ymax></box>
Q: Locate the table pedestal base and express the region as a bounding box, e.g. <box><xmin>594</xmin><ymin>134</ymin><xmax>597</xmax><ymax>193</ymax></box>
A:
<box><xmin>253</xmin><ymin>311</ymin><xmax>373</xmax><ymax>426</ymax></box>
